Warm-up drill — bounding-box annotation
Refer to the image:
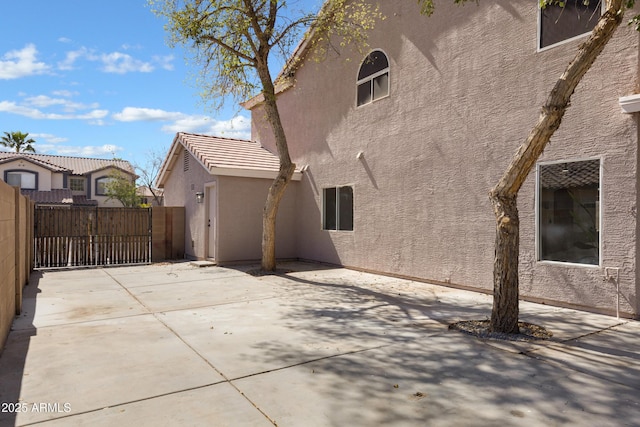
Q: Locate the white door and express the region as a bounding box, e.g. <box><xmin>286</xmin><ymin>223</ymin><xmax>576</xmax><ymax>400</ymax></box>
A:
<box><xmin>207</xmin><ymin>184</ymin><xmax>217</xmax><ymax>260</ymax></box>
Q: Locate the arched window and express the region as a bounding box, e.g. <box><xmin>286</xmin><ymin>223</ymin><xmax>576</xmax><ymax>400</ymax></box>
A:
<box><xmin>357</xmin><ymin>50</ymin><xmax>389</xmax><ymax>106</ymax></box>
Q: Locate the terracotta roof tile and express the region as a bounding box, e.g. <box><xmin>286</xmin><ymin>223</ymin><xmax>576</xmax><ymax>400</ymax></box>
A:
<box><xmin>179</xmin><ymin>132</ymin><xmax>282</xmax><ymax>172</ymax></box>
<box><xmin>21</xmin><ymin>189</ymin><xmax>74</xmax><ymax>205</ymax></box>
<box><xmin>0</xmin><ymin>152</ymin><xmax>135</xmax><ymax>175</ymax></box>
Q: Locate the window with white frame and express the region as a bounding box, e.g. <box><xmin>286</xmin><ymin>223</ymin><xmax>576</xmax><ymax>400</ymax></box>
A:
<box><xmin>5</xmin><ymin>171</ymin><xmax>37</xmax><ymax>189</ymax></box>
<box><xmin>69</xmin><ymin>177</ymin><xmax>85</xmax><ymax>192</ymax></box>
<box><xmin>323</xmin><ymin>186</ymin><xmax>354</xmax><ymax>231</ymax></box>
<box><xmin>95</xmin><ymin>176</ymin><xmax>113</xmax><ymax>196</ymax></box>
<box><xmin>538</xmin><ymin>159</ymin><xmax>600</xmax><ymax>265</ymax></box>
<box><xmin>357</xmin><ymin>50</ymin><xmax>389</xmax><ymax>107</ymax></box>
<box><xmin>539</xmin><ymin>0</ymin><xmax>600</xmax><ymax>50</ymax></box>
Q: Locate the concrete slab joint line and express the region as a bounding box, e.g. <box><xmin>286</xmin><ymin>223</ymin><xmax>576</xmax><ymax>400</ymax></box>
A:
<box><xmin>1</xmin><ymin>262</ymin><xmax>639</xmax><ymax>426</ymax></box>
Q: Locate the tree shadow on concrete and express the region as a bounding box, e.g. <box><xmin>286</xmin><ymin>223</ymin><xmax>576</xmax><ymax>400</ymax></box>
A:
<box><xmin>233</xmin><ymin>265</ymin><xmax>640</xmax><ymax>426</ymax></box>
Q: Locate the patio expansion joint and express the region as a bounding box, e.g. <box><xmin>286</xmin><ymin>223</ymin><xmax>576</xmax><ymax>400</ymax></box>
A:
<box><xmin>227</xmin><ymin>343</ymin><xmax>395</xmax><ymax>383</ymax></box>
<box><xmin>153</xmin><ymin>296</ymin><xmax>282</xmax><ymax>315</ymax></box>
<box><xmin>507</xmin><ymin>320</ymin><xmax>639</xmax><ymax>392</ymax></box>
<box><xmin>149</xmin><ymin>311</ymin><xmax>281</xmax><ymax>426</ymax></box>
<box><xmin>14</xmin><ymin>381</ymin><xmax>232</xmax><ymax>427</ymax></box>
<box><xmin>522</xmin><ymin>320</ymin><xmax>630</xmax><ymax>354</ymax></box>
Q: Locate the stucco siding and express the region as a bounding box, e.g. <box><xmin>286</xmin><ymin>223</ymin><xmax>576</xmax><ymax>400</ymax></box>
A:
<box><xmin>251</xmin><ymin>1</ymin><xmax>640</xmax><ymax>316</ymax></box>
<box><xmin>0</xmin><ymin>160</ymin><xmax>53</xmax><ymax>191</ymax></box>
<box><xmin>217</xmin><ymin>176</ymin><xmax>298</xmax><ymax>263</ymax></box>
<box><xmin>163</xmin><ymin>146</ymin><xmax>214</xmax><ymax>259</ymax></box>
<box><xmin>162</xmin><ymin>145</ymin><xmax>298</xmax><ymax>262</ymax></box>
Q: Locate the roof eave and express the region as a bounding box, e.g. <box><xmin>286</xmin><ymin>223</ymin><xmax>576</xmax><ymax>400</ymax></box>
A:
<box><xmin>156</xmin><ymin>133</ymin><xmax>183</xmax><ymax>188</ymax></box>
<box><xmin>210</xmin><ymin>166</ymin><xmax>302</xmax><ymax>181</ymax></box>
<box><xmin>240</xmin><ymin>78</ymin><xmax>296</xmax><ymax>110</ymax></box>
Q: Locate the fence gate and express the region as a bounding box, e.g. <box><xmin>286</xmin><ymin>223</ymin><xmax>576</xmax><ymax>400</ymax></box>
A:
<box><xmin>34</xmin><ymin>206</ymin><xmax>152</xmax><ymax>269</ymax></box>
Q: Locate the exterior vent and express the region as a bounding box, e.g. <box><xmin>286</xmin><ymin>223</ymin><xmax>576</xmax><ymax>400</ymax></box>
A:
<box><xmin>183</xmin><ymin>150</ymin><xmax>190</xmax><ymax>172</ymax></box>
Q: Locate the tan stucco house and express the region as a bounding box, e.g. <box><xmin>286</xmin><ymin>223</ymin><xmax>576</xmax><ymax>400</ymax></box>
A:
<box><xmin>157</xmin><ymin>132</ymin><xmax>301</xmax><ymax>262</ymax></box>
<box><xmin>159</xmin><ymin>1</ymin><xmax>640</xmax><ymax>318</ymax></box>
<box><xmin>0</xmin><ymin>152</ymin><xmax>136</xmax><ymax>207</ymax></box>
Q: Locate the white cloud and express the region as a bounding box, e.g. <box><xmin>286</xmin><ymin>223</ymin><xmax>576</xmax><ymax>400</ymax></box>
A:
<box><xmin>58</xmin><ymin>46</ymin><xmax>174</xmax><ymax>74</ymax></box>
<box><xmin>99</xmin><ymin>52</ymin><xmax>154</xmax><ymax>74</ymax></box>
<box><xmin>113</xmin><ymin>107</ymin><xmax>185</xmax><ymax>122</ymax></box>
<box><xmin>45</xmin><ymin>144</ymin><xmax>123</xmax><ymax>157</ymax></box>
<box><xmin>112</xmin><ymin>107</ymin><xmax>251</xmax><ymax>140</ymax></box>
<box><xmin>23</xmin><ymin>95</ymin><xmax>99</xmax><ymax>112</ymax></box>
<box><xmin>121</xmin><ymin>43</ymin><xmax>143</xmax><ymax>51</ymax></box>
<box><xmin>58</xmin><ymin>47</ymin><xmax>87</xmax><ymax>70</ymax></box>
<box><xmin>153</xmin><ymin>55</ymin><xmax>175</xmax><ymax>71</ymax></box>
<box><xmin>29</xmin><ymin>133</ymin><xmax>68</xmax><ymax>144</ymax></box>
<box><xmin>162</xmin><ymin>115</ymin><xmax>251</xmax><ymax>139</ymax></box>
<box><xmin>0</xmin><ymin>99</ymin><xmax>108</xmax><ymax>121</ymax></box>
<box><xmin>51</xmin><ymin>90</ymin><xmax>79</xmax><ymax>97</ymax></box>
<box><xmin>0</xmin><ymin>44</ymin><xmax>50</xmax><ymax>80</ymax></box>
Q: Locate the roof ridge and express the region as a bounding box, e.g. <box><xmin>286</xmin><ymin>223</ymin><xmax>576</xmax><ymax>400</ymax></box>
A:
<box><xmin>179</xmin><ymin>131</ymin><xmax>254</xmax><ymax>144</ymax></box>
<box><xmin>0</xmin><ymin>151</ymin><xmax>132</xmax><ymax>163</ymax></box>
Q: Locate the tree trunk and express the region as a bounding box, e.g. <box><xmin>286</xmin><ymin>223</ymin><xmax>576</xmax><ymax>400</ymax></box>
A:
<box><xmin>488</xmin><ymin>0</ymin><xmax>624</xmax><ymax>333</ymax></box>
<box><xmin>489</xmin><ymin>193</ymin><xmax>520</xmax><ymax>333</ymax></box>
<box><xmin>256</xmin><ymin>59</ymin><xmax>296</xmax><ymax>272</ymax></box>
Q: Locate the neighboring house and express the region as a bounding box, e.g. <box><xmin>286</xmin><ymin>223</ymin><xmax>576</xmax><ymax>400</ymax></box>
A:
<box><xmin>0</xmin><ymin>152</ymin><xmax>136</xmax><ymax>207</ymax></box>
<box><xmin>137</xmin><ymin>185</ymin><xmax>164</xmax><ymax>207</ymax></box>
<box><xmin>160</xmin><ymin>1</ymin><xmax>640</xmax><ymax>318</ymax></box>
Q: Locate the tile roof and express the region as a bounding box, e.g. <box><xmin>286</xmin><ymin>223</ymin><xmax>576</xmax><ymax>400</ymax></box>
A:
<box><xmin>21</xmin><ymin>189</ymin><xmax>74</xmax><ymax>205</ymax></box>
<box><xmin>157</xmin><ymin>132</ymin><xmax>302</xmax><ymax>187</ymax></box>
<box><xmin>180</xmin><ymin>133</ymin><xmax>282</xmax><ymax>172</ymax></box>
<box><xmin>19</xmin><ymin>189</ymin><xmax>98</xmax><ymax>206</ymax></box>
<box><xmin>0</xmin><ymin>152</ymin><xmax>135</xmax><ymax>175</ymax></box>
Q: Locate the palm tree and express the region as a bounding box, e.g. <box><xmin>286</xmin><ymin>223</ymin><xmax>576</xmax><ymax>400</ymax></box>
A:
<box><xmin>1</xmin><ymin>131</ymin><xmax>36</xmax><ymax>153</ymax></box>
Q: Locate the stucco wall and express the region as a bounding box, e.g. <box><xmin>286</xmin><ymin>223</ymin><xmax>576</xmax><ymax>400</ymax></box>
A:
<box><xmin>217</xmin><ymin>175</ymin><xmax>298</xmax><ymax>263</ymax></box>
<box><xmin>163</xmin><ymin>146</ymin><xmax>213</xmax><ymax>259</ymax></box>
<box><xmin>161</xmin><ymin>146</ymin><xmax>298</xmax><ymax>263</ymax></box>
<box><xmin>0</xmin><ymin>180</ymin><xmax>32</xmax><ymax>352</ymax></box>
<box><xmin>0</xmin><ymin>160</ymin><xmax>53</xmax><ymax>191</ymax></box>
<box><xmin>251</xmin><ymin>1</ymin><xmax>640</xmax><ymax>316</ymax></box>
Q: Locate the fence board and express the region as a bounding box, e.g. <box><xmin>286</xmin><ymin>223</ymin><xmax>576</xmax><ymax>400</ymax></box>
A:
<box><xmin>34</xmin><ymin>207</ymin><xmax>151</xmax><ymax>268</ymax></box>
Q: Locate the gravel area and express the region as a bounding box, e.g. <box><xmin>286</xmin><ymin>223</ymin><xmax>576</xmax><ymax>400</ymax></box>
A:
<box><xmin>449</xmin><ymin>320</ymin><xmax>553</xmax><ymax>341</ymax></box>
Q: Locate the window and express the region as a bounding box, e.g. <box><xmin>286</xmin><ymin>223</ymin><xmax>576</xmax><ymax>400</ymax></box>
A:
<box><xmin>323</xmin><ymin>186</ymin><xmax>353</xmax><ymax>231</ymax></box>
<box><xmin>539</xmin><ymin>0</ymin><xmax>600</xmax><ymax>50</ymax></box>
<box><xmin>538</xmin><ymin>159</ymin><xmax>600</xmax><ymax>265</ymax></box>
<box><xmin>5</xmin><ymin>171</ymin><xmax>36</xmax><ymax>189</ymax></box>
<box><xmin>95</xmin><ymin>177</ymin><xmax>113</xmax><ymax>196</ymax></box>
<box><xmin>69</xmin><ymin>177</ymin><xmax>85</xmax><ymax>192</ymax></box>
<box><xmin>357</xmin><ymin>50</ymin><xmax>389</xmax><ymax>106</ymax></box>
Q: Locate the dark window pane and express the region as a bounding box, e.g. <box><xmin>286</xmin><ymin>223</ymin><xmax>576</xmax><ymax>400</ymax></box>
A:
<box><xmin>357</xmin><ymin>82</ymin><xmax>372</xmax><ymax>106</ymax></box>
<box><xmin>539</xmin><ymin>159</ymin><xmax>600</xmax><ymax>265</ymax></box>
<box><xmin>7</xmin><ymin>173</ymin><xmax>21</xmax><ymax>187</ymax></box>
<box><xmin>323</xmin><ymin>187</ymin><xmax>337</xmax><ymax>230</ymax></box>
<box><xmin>540</xmin><ymin>0</ymin><xmax>599</xmax><ymax>49</ymax></box>
<box><xmin>96</xmin><ymin>177</ymin><xmax>112</xmax><ymax>196</ymax></box>
<box><xmin>357</xmin><ymin>50</ymin><xmax>389</xmax><ymax>80</ymax></box>
<box><xmin>7</xmin><ymin>172</ymin><xmax>36</xmax><ymax>189</ymax></box>
<box><xmin>70</xmin><ymin>178</ymin><xmax>85</xmax><ymax>191</ymax></box>
<box><xmin>338</xmin><ymin>186</ymin><xmax>353</xmax><ymax>231</ymax></box>
<box><xmin>373</xmin><ymin>73</ymin><xmax>389</xmax><ymax>100</ymax></box>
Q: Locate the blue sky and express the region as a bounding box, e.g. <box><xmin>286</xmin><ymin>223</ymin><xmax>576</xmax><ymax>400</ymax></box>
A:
<box><xmin>0</xmin><ymin>0</ymin><xmax>321</xmax><ymax>170</ymax></box>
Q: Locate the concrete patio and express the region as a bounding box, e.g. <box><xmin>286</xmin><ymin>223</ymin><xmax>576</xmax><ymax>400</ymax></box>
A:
<box><xmin>0</xmin><ymin>261</ymin><xmax>638</xmax><ymax>426</ymax></box>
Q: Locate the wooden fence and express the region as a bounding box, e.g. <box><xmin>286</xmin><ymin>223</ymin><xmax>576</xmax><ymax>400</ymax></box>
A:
<box><xmin>34</xmin><ymin>207</ymin><xmax>152</xmax><ymax>268</ymax></box>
